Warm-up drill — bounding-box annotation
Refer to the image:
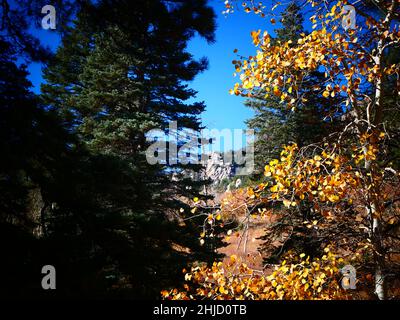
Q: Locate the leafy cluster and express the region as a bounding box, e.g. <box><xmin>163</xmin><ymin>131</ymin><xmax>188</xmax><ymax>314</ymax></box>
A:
<box><xmin>162</xmin><ymin>248</ymin><xmax>350</xmax><ymax>300</ymax></box>
<box><xmin>163</xmin><ymin>0</ymin><xmax>400</xmax><ymax>300</ymax></box>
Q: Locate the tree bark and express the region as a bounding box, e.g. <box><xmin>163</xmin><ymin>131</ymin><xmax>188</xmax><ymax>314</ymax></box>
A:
<box><xmin>364</xmin><ymin>0</ymin><xmax>397</xmax><ymax>300</ymax></box>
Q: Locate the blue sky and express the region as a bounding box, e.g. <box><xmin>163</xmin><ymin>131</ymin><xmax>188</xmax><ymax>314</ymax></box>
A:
<box><xmin>187</xmin><ymin>0</ymin><xmax>273</xmax><ymax>132</ymax></box>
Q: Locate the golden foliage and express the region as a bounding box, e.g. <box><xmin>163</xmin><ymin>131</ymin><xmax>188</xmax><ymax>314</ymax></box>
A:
<box><xmin>161</xmin><ymin>248</ymin><xmax>350</xmax><ymax>300</ymax></box>
<box><xmin>164</xmin><ymin>0</ymin><xmax>400</xmax><ymax>300</ymax></box>
<box><xmin>230</xmin><ymin>0</ymin><xmax>400</xmax><ymax>110</ymax></box>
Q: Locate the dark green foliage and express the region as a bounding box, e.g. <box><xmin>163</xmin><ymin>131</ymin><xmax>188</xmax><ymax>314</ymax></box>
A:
<box><xmin>0</xmin><ymin>36</ymin><xmax>77</xmax><ymax>297</ymax></box>
<box><xmin>39</xmin><ymin>0</ymin><xmax>219</xmax><ymax>298</ymax></box>
<box><xmin>1</xmin><ymin>0</ymin><xmax>221</xmax><ymax>299</ymax></box>
<box><xmin>0</xmin><ymin>0</ymin><xmax>80</xmax><ymax>62</ymax></box>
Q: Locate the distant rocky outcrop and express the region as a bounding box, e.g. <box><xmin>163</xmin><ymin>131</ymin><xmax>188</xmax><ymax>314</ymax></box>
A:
<box><xmin>203</xmin><ymin>152</ymin><xmax>235</xmax><ymax>180</ymax></box>
<box><xmin>171</xmin><ymin>151</ymin><xmax>246</xmax><ymax>194</ymax></box>
<box><xmin>201</xmin><ymin>152</ymin><xmax>238</xmax><ymax>192</ymax></box>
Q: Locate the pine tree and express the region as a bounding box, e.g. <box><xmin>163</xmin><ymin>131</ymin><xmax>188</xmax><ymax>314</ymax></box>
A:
<box><xmin>0</xmin><ymin>0</ymin><xmax>80</xmax><ymax>62</ymax></box>
<box><xmin>0</xmin><ymin>36</ymin><xmax>78</xmax><ymax>297</ymax></box>
<box><xmin>41</xmin><ymin>0</ymin><xmax>220</xmax><ymax>298</ymax></box>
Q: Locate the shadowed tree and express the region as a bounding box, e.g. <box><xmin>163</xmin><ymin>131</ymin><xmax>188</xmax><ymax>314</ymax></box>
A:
<box><xmin>41</xmin><ymin>0</ymin><xmax>221</xmax><ymax>298</ymax></box>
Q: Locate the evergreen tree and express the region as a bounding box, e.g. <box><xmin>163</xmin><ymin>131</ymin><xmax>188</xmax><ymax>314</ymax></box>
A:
<box><xmin>0</xmin><ymin>0</ymin><xmax>80</xmax><ymax>62</ymax></box>
<box><xmin>41</xmin><ymin>0</ymin><xmax>220</xmax><ymax>298</ymax></box>
<box><xmin>0</xmin><ymin>36</ymin><xmax>78</xmax><ymax>297</ymax></box>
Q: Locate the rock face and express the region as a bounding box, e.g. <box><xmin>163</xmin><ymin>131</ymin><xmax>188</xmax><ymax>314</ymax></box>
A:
<box><xmin>170</xmin><ymin>152</ymin><xmax>241</xmax><ymax>194</ymax></box>
<box><xmin>202</xmin><ymin>152</ymin><xmax>237</xmax><ymax>190</ymax></box>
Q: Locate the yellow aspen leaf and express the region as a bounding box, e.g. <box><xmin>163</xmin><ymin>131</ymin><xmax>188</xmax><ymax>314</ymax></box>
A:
<box><xmin>264</xmin><ymin>165</ymin><xmax>272</xmax><ymax>176</ymax></box>
<box><xmin>269</xmin><ymin>159</ymin><xmax>279</xmax><ymax>166</ymax></box>
<box><xmin>270</xmin><ymin>184</ymin><xmax>279</xmax><ymax>192</ymax></box>
<box><xmin>251</xmin><ymin>30</ymin><xmax>261</xmax><ymax>46</ymax></box>
<box><xmin>273</xmin><ymin>86</ymin><xmax>281</xmax><ymax>96</ymax></box>
<box><xmin>283</xmin><ymin>199</ymin><xmax>291</xmax><ymax>208</ymax></box>
<box><xmin>330</xmin><ymin>5</ymin><xmax>337</xmax><ymax>15</ymax></box>
<box><xmin>327</xmin><ymin>194</ymin><xmax>339</xmax><ymax>202</ymax></box>
<box><xmin>184</xmin><ymin>273</ymin><xmax>192</xmax><ymax>281</ymax></box>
